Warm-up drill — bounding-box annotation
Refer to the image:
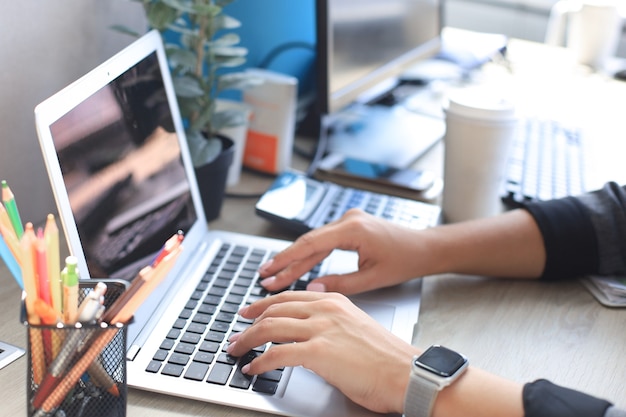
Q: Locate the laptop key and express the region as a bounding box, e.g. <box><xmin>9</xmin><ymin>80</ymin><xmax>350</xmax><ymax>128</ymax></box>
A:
<box><xmin>193</xmin><ymin>352</ymin><xmax>215</xmax><ymax>364</ymax></box>
<box><xmin>181</xmin><ymin>332</ymin><xmax>202</xmax><ymax>344</ymax></box>
<box><xmin>207</xmin><ymin>363</ymin><xmax>233</xmax><ymax>385</ymax></box>
<box><xmin>153</xmin><ymin>349</ymin><xmax>168</xmax><ymax>361</ymax></box>
<box><xmin>168</xmin><ymin>353</ymin><xmax>190</xmax><ymax>366</ymax></box>
<box><xmin>199</xmin><ymin>341</ymin><xmax>220</xmax><ymax>353</ymax></box>
<box><xmin>161</xmin><ymin>363</ymin><xmax>185</xmax><ymax>377</ymax></box>
<box><xmin>146</xmin><ymin>361</ymin><xmax>162</xmax><ymax>373</ymax></box>
<box><xmin>184</xmin><ymin>362</ymin><xmax>210</xmax><ymax>381</ymax></box>
<box><xmin>259</xmin><ymin>370</ymin><xmax>282</xmax><ymax>382</ymax></box>
<box><xmin>217</xmin><ymin>353</ymin><xmax>237</xmax><ymax>365</ymax></box>
<box><xmin>229</xmin><ymin>368</ymin><xmax>253</xmax><ymax>389</ymax></box>
<box><xmin>252</xmin><ymin>378</ymin><xmax>279</xmax><ymax>395</ymax></box>
<box><xmin>210</xmin><ymin>321</ymin><xmax>230</xmax><ymax>333</ymax></box>
<box><xmin>205</xmin><ymin>331</ymin><xmax>225</xmax><ymax>343</ymax></box>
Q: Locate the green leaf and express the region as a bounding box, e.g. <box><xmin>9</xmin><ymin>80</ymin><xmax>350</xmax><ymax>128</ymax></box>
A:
<box><xmin>213</xmin><ymin>108</ymin><xmax>247</xmax><ymax>131</ymax></box>
<box><xmin>186</xmin><ymin>129</ymin><xmax>223</xmax><ymax>166</ymax></box>
<box><xmin>158</xmin><ymin>0</ymin><xmax>219</xmax><ymax>16</ymax></box>
<box><xmin>172</xmin><ymin>75</ymin><xmax>205</xmax><ymax>98</ymax></box>
<box><xmin>191</xmin><ymin>3</ymin><xmax>222</xmax><ymax>17</ymax></box>
<box><xmin>166</xmin><ymin>47</ymin><xmax>197</xmax><ymax>71</ymax></box>
<box><xmin>215</xmin><ymin>14</ymin><xmax>241</xmax><ymax>30</ymax></box>
<box><xmin>214</xmin><ymin>55</ymin><xmax>246</xmax><ymax>68</ymax></box>
<box><xmin>189</xmin><ymin>101</ymin><xmax>216</xmax><ymax>133</ymax></box>
<box><xmin>211</xmin><ymin>46</ymin><xmax>247</xmax><ymax>58</ymax></box>
<box><xmin>215</xmin><ymin>0</ymin><xmax>236</xmax><ymax>8</ymax></box>
<box><xmin>109</xmin><ymin>24</ymin><xmax>142</xmax><ymax>38</ymax></box>
<box><xmin>212</xmin><ymin>33</ymin><xmax>240</xmax><ymax>47</ymax></box>
<box><xmin>145</xmin><ymin>3</ymin><xmax>179</xmax><ymax>31</ymax></box>
<box><xmin>217</xmin><ymin>72</ymin><xmax>264</xmax><ymax>91</ymax></box>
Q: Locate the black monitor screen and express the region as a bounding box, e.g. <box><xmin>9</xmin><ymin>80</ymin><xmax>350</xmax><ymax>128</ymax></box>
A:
<box><xmin>316</xmin><ymin>0</ymin><xmax>442</xmax><ymax>115</ymax></box>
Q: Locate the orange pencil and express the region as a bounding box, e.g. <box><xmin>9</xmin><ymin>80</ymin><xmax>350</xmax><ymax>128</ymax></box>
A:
<box><xmin>44</xmin><ymin>214</ymin><xmax>62</xmax><ymax>320</ymax></box>
<box><xmin>109</xmin><ymin>245</ymin><xmax>182</xmax><ymax>325</ymax></box>
<box><xmin>152</xmin><ymin>230</ymin><xmax>183</xmax><ymax>267</ymax></box>
<box><xmin>21</xmin><ymin>223</ymin><xmax>45</xmax><ymax>384</ymax></box>
<box><xmin>34</xmin><ymin>299</ymin><xmax>61</xmax><ymax>325</ymax></box>
<box><xmin>35</xmin><ymin>228</ymin><xmax>55</xmax><ymax>365</ymax></box>
<box><xmin>100</xmin><ymin>265</ymin><xmax>153</xmax><ymax>324</ymax></box>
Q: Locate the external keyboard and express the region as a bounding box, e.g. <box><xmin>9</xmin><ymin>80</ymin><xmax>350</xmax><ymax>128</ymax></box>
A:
<box><xmin>255</xmin><ymin>171</ymin><xmax>442</xmax><ymax>235</ymax></box>
<box><xmin>309</xmin><ymin>186</ymin><xmax>441</xmax><ymax>230</ymax></box>
<box><xmin>145</xmin><ymin>242</ymin><xmax>320</xmax><ymax>394</ymax></box>
<box><xmin>501</xmin><ymin>118</ymin><xmax>586</xmax><ymax>207</ymax></box>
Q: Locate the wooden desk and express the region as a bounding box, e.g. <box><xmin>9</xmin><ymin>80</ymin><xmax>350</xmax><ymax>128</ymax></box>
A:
<box><xmin>2</xmin><ymin>36</ymin><xmax>626</xmax><ymax>415</ymax></box>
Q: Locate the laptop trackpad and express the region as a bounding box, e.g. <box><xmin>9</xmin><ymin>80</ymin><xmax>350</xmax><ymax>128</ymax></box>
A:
<box><xmin>350</xmin><ymin>299</ymin><xmax>395</xmax><ymax>331</ymax></box>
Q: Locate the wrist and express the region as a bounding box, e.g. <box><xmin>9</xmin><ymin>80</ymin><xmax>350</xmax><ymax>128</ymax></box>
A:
<box><xmin>404</xmin><ymin>345</ymin><xmax>469</xmax><ymax>417</ymax></box>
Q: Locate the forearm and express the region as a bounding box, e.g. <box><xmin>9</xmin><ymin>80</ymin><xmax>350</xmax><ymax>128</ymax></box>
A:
<box><xmin>433</xmin><ymin>367</ymin><xmax>523</xmax><ymax>417</ymax></box>
<box><xmin>415</xmin><ymin>209</ymin><xmax>546</xmax><ymax>279</ymax></box>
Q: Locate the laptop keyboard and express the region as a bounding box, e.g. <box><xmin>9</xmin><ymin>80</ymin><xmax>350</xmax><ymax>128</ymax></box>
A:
<box><xmin>145</xmin><ymin>242</ymin><xmax>320</xmax><ymax>395</ymax></box>
<box><xmin>311</xmin><ymin>187</ymin><xmax>441</xmax><ymax>230</ymax></box>
<box><xmin>501</xmin><ymin>118</ymin><xmax>586</xmax><ymax>207</ymax></box>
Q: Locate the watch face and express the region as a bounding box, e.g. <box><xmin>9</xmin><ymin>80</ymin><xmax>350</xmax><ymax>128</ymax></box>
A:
<box><xmin>416</xmin><ymin>345</ymin><xmax>467</xmax><ymax>377</ymax></box>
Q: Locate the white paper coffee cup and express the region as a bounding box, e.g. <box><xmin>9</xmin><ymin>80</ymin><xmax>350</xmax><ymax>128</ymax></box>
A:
<box><xmin>442</xmin><ymin>87</ymin><xmax>518</xmax><ymax>223</ymax></box>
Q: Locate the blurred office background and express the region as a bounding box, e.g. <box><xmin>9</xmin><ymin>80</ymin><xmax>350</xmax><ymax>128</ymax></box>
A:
<box><xmin>1</xmin><ymin>0</ymin><xmax>625</xmax><ymax>226</ymax></box>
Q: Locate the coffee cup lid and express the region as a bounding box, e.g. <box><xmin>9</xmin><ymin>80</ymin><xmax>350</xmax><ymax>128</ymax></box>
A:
<box><xmin>444</xmin><ymin>87</ymin><xmax>516</xmax><ymax>121</ymax></box>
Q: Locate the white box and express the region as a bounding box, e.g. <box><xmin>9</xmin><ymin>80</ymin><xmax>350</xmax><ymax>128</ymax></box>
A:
<box><xmin>242</xmin><ymin>68</ymin><xmax>298</xmax><ymax>174</ymax></box>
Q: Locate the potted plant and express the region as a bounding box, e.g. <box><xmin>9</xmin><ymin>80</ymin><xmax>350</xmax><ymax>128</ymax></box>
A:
<box><xmin>114</xmin><ymin>0</ymin><xmax>262</xmax><ymax>219</ymax></box>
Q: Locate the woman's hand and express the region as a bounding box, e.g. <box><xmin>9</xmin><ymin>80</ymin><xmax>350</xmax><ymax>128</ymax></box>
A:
<box><xmin>258</xmin><ymin>209</ymin><xmax>428</xmax><ymax>295</ymax></box>
<box><xmin>227</xmin><ymin>291</ymin><xmax>420</xmax><ymax>414</ymax></box>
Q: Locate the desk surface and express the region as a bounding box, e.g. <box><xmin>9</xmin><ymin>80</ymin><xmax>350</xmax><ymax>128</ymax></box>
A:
<box><xmin>2</xmin><ymin>33</ymin><xmax>626</xmax><ymax>415</ymax></box>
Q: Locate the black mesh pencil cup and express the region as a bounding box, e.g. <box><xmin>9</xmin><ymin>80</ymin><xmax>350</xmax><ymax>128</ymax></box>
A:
<box><xmin>22</xmin><ymin>280</ymin><xmax>128</xmax><ymax>417</ymax></box>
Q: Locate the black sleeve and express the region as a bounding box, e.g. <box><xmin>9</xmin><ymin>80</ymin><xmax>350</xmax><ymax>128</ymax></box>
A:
<box><xmin>524</xmin><ymin>182</ymin><xmax>626</xmax><ymax>280</ymax></box>
<box><xmin>524</xmin><ymin>197</ymin><xmax>598</xmax><ymax>280</ymax></box>
<box><xmin>524</xmin><ymin>379</ymin><xmax>612</xmax><ymax>417</ymax></box>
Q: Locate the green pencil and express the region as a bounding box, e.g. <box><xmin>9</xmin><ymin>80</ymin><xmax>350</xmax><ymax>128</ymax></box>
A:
<box><xmin>1</xmin><ymin>180</ymin><xmax>24</xmax><ymax>239</ymax></box>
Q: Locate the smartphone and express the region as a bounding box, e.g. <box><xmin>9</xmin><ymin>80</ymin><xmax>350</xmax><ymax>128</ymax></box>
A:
<box><xmin>316</xmin><ymin>153</ymin><xmax>436</xmax><ymax>192</ymax></box>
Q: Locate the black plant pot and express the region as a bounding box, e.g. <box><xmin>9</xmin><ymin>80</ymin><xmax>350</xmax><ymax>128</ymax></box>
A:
<box><xmin>194</xmin><ymin>135</ymin><xmax>235</xmax><ymax>222</ymax></box>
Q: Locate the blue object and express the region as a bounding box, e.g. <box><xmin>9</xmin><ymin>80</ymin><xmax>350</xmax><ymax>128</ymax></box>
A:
<box><xmin>0</xmin><ymin>235</ymin><xmax>23</xmax><ymax>289</ymax></box>
<box><xmin>223</xmin><ymin>0</ymin><xmax>316</xmax><ymax>95</ymax></box>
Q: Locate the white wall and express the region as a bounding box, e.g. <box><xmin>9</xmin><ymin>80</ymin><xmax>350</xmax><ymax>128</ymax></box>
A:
<box><xmin>0</xmin><ymin>0</ymin><xmax>147</xmax><ymax>226</ymax></box>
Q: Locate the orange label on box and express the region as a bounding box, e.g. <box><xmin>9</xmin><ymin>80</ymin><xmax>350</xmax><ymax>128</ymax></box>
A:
<box><xmin>243</xmin><ymin>130</ymin><xmax>279</xmax><ymax>173</ymax></box>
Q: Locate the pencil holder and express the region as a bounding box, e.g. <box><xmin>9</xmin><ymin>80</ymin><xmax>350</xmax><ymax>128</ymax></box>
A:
<box><xmin>22</xmin><ymin>280</ymin><xmax>128</xmax><ymax>417</ymax></box>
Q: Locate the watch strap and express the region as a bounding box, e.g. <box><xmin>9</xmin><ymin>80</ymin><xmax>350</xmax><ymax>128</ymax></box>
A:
<box><xmin>404</xmin><ymin>369</ymin><xmax>439</xmax><ymax>417</ymax></box>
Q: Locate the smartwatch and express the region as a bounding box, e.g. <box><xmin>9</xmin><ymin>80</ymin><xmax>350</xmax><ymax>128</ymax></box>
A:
<box><xmin>404</xmin><ymin>345</ymin><xmax>469</xmax><ymax>417</ymax></box>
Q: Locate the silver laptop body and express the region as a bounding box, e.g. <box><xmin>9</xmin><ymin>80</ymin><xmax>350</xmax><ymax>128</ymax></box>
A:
<box><xmin>34</xmin><ymin>30</ymin><xmax>425</xmax><ymax>417</ymax></box>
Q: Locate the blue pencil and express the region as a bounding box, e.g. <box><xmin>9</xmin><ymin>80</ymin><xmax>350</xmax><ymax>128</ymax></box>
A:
<box><xmin>0</xmin><ymin>234</ymin><xmax>23</xmax><ymax>289</ymax></box>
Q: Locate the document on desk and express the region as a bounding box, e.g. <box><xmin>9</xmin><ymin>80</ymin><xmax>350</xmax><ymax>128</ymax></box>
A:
<box><xmin>0</xmin><ymin>340</ymin><xmax>25</xmax><ymax>370</ymax></box>
<box><xmin>581</xmin><ymin>276</ymin><xmax>626</xmax><ymax>307</ymax></box>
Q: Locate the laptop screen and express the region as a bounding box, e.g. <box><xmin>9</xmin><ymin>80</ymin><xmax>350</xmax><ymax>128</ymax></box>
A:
<box><xmin>48</xmin><ymin>51</ymin><xmax>197</xmax><ymax>280</ymax></box>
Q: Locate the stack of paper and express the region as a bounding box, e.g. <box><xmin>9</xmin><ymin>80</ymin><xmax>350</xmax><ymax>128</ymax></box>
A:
<box><xmin>581</xmin><ymin>276</ymin><xmax>626</xmax><ymax>307</ymax></box>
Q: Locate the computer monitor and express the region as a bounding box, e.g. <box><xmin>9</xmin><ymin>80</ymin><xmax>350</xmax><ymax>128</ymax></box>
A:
<box><xmin>309</xmin><ymin>0</ymin><xmax>446</xmax><ymax>169</ymax></box>
<box><xmin>316</xmin><ymin>0</ymin><xmax>443</xmax><ymax>116</ymax></box>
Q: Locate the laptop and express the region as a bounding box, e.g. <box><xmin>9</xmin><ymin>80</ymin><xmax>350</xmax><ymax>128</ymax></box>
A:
<box><xmin>34</xmin><ymin>30</ymin><xmax>427</xmax><ymax>416</ymax></box>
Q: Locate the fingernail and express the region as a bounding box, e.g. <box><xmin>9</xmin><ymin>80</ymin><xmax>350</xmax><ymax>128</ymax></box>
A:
<box><xmin>237</xmin><ymin>305</ymin><xmax>249</xmax><ymax>316</ymax></box>
<box><xmin>259</xmin><ymin>259</ymin><xmax>273</xmax><ymax>275</ymax></box>
<box><xmin>226</xmin><ymin>341</ymin><xmax>236</xmax><ymax>353</ymax></box>
<box><xmin>260</xmin><ymin>276</ymin><xmax>276</xmax><ymax>288</ymax></box>
<box><xmin>241</xmin><ymin>364</ymin><xmax>251</xmax><ymax>374</ymax></box>
<box><xmin>228</xmin><ymin>333</ymin><xmax>241</xmax><ymax>343</ymax></box>
<box><xmin>307</xmin><ymin>282</ymin><xmax>326</xmax><ymax>292</ymax></box>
